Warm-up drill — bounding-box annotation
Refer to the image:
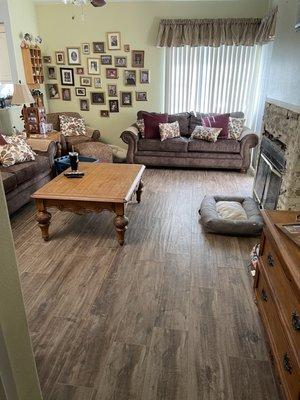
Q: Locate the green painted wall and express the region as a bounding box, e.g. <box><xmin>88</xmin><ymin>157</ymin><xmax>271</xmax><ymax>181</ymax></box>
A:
<box><xmin>36</xmin><ymin>0</ymin><xmax>268</xmax><ymax>147</ymax></box>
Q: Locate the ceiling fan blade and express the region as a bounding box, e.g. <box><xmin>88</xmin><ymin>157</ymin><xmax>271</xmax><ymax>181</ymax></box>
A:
<box><xmin>90</xmin><ymin>0</ymin><xmax>106</xmax><ymax>6</ymax></box>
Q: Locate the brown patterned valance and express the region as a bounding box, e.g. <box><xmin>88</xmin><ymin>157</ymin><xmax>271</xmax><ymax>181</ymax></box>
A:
<box><xmin>156</xmin><ymin>7</ymin><xmax>277</xmax><ymax>47</ymax></box>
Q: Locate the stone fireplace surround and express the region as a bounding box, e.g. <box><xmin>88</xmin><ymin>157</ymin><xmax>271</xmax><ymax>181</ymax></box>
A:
<box><xmin>259</xmin><ymin>100</ymin><xmax>300</xmax><ymax>210</ymax></box>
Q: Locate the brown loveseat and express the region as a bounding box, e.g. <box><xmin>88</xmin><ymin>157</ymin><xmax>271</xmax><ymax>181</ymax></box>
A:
<box><xmin>121</xmin><ymin>111</ymin><xmax>258</xmax><ymax>172</ymax></box>
<box><xmin>1</xmin><ymin>141</ymin><xmax>57</xmax><ymax>215</ymax></box>
<box><xmin>46</xmin><ymin>112</ymin><xmax>101</xmax><ymax>154</ymax></box>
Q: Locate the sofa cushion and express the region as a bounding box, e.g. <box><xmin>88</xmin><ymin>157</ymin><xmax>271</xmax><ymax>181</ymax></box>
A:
<box><xmin>138</xmin><ymin>137</ymin><xmax>189</xmax><ymax>152</ymax></box>
<box><xmin>59</xmin><ymin>114</ymin><xmax>86</xmax><ymax>136</ymax></box>
<box><xmin>191</xmin><ymin>126</ymin><xmax>222</xmax><ymax>142</ymax></box>
<box><xmin>0</xmin><ymin>170</ymin><xmax>17</xmax><ymax>194</ymax></box>
<box><xmin>168</xmin><ymin>112</ymin><xmax>190</xmax><ymax>136</ymax></box>
<box><xmin>47</xmin><ymin>112</ymin><xmax>82</xmax><ymax>131</ymax></box>
<box><xmin>201</xmin><ymin>114</ymin><xmax>229</xmax><ymax>139</ymax></box>
<box><xmin>188</xmin><ymin>138</ymin><xmax>240</xmax><ymax>153</ymax></box>
<box><xmin>4</xmin><ymin>156</ymin><xmax>50</xmax><ymax>185</ymax></box>
<box><xmin>159</xmin><ymin>121</ymin><xmax>181</xmax><ymax>141</ymax></box>
<box><xmin>189</xmin><ymin>111</ymin><xmax>244</xmax><ymax>135</ymax></box>
<box><xmin>0</xmin><ymin>132</ymin><xmax>7</xmax><ymax>145</ymax></box>
<box><xmin>144</xmin><ymin>113</ymin><xmax>168</xmax><ymax>139</ymax></box>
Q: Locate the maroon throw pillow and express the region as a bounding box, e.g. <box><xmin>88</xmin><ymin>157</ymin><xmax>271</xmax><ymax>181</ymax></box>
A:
<box><xmin>143</xmin><ymin>113</ymin><xmax>168</xmax><ymax>139</ymax></box>
<box><xmin>201</xmin><ymin>114</ymin><xmax>229</xmax><ymax>139</ymax></box>
<box><xmin>0</xmin><ymin>132</ymin><xmax>7</xmax><ymax>146</ymax></box>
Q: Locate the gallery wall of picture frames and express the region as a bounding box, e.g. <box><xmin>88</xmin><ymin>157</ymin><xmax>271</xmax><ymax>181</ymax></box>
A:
<box><xmin>44</xmin><ymin>32</ymin><xmax>149</xmax><ymax>117</ymax></box>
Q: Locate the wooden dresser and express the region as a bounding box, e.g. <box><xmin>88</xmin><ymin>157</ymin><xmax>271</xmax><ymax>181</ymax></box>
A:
<box><xmin>255</xmin><ymin>210</ymin><xmax>300</xmax><ymax>400</ymax></box>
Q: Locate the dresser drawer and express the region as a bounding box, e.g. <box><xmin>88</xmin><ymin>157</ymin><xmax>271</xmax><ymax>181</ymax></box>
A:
<box><xmin>260</xmin><ymin>238</ymin><xmax>300</xmax><ymax>356</ymax></box>
<box><xmin>256</xmin><ymin>269</ymin><xmax>300</xmax><ymax>400</ymax></box>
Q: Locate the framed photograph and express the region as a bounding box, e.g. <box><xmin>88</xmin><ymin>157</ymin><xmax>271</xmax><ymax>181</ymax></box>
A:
<box><xmin>136</xmin><ymin>91</ymin><xmax>147</xmax><ymax>101</ymax></box>
<box><xmin>109</xmin><ymin>99</ymin><xmax>119</xmax><ymax>113</ymax></box>
<box><xmin>43</xmin><ymin>56</ymin><xmax>51</xmax><ymax>64</ymax></box>
<box><xmin>106</xmin><ymin>68</ymin><xmax>118</xmax><ymax>79</ymax></box>
<box><xmin>60</xmin><ymin>67</ymin><xmax>74</xmax><ymax>86</ymax></box>
<box><xmin>94</xmin><ymin>77</ymin><xmax>102</xmax><ymax>88</ymax></box>
<box><xmin>46</xmin><ymin>84</ymin><xmax>60</xmax><ymax>99</ymax></box>
<box><xmin>114</xmin><ymin>56</ymin><xmax>127</xmax><ymax>67</ymax></box>
<box><xmin>132</xmin><ymin>50</ymin><xmax>144</xmax><ymax>68</ymax></box>
<box><xmin>100</xmin><ymin>55</ymin><xmax>112</xmax><ymax>65</ymax></box>
<box><xmin>76</xmin><ymin>67</ymin><xmax>84</xmax><ymax>75</ymax></box>
<box><xmin>107</xmin><ymin>32</ymin><xmax>121</xmax><ymax>50</ymax></box>
<box><xmin>75</xmin><ymin>87</ymin><xmax>86</xmax><ymax>96</ymax></box>
<box><xmin>67</xmin><ymin>47</ymin><xmax>81</xmax><ymax>65</ymax></box>
<box><xmin>124</xmin><ymin>70</ymin><xmax>136</xmax><ymax>86</ymax></box>
<box><xmin>87</xmin><ymin>58</ymin><xmax>100</xmax><ymax>75</ymax></box>
<box><xmin>91</xmin><ymin>92</ymin><xmax>105</xmax><ymax>105</ymax></box>
<box><xmin>80</xmin><ymin>98</ymin><xmax>89</xmax><ymax>111</ymax></box>
<box><xmin>140</xmin><ymin>69</ymin><xmax>150</xmax><ymax>84</ymax></box>
<box><xmin>55</xmin><ymin>51</ymin><xmax>65</xmax><ymax>65</ymax></box>
<box><xmin>93</xmin><ymin>42</ymin><xmax>105</xmax><ymax>53</ymax></box>
<box><xmin>100</xmin><ymin>110</ymin><xmax>110</xmax><ymax>117</ymax></box>
<box><xmin>82</xmin><ymin>43</ymin><xmax>90</xmax><ymax>54</ymax></box>
<box><xmin>80</xmin><ymin>76</ymin><xmax>92</xmax><ymax>86</ymax></box>
<box><xmin>62</xmin><ymin>88</ymin><xmax>71</xmax><ymax>101</ymax></box>
<box><xmin>47</xmin><ymin>66</ymin><xmax>56</xmax><ymax>80</ymax></box>
<box><xmin>107</xmin><ymin>84</ymin><xmax>117</xmax><ymax>97</ymax></box>
<box><xmin>120</xmin><ymin>91</ymin><xmax>133</xmax><ymax>107</ymax></box>
<box><xmin>124</xmin><ymin>44</ymin><xmax>130</xmax><ymax>52</ymax></box>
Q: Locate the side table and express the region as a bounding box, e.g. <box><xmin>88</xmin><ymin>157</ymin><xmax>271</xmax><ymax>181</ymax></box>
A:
<box><xmin>26</xmin><ymin>131</ymin><xmax>62</xmax><ymax>157</ymax></box>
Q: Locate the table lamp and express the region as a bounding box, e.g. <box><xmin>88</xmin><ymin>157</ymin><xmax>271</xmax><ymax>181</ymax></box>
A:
<box><xmin>11</xmin><ymin>83</ymin><xmax>45</xmax><ymax>134</ymax></box>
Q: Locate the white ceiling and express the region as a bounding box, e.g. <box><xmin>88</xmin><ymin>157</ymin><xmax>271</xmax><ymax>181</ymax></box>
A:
<box><xmin>34</xmin><ymin>0</ymin><xmax>240</xmax><ymax>3</ymax></box>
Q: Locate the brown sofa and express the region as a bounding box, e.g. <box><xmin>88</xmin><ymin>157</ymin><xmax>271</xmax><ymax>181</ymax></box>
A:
<box><xmin>1</xmin><ymin>141</ymin><xmax>57</xmax><ymax>215</ymax></box>
<box><xmin>46</xmin><ymin>112</ymin><xmax>101</xmax><ymax>154</ymax></box>
<box><xmin>121</xmin><ymin>111</ymin><xmax>258</xmax><ymax>172</ymax></box>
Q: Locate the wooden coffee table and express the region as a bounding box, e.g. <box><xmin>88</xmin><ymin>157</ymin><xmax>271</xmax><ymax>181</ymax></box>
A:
<box><xmin>31</xmin><ymin>163</ymin><xmax>145</xmax><ymax>245</ymax></box>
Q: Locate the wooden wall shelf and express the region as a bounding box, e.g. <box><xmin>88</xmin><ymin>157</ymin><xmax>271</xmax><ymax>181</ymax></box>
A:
<box><xmin>21</xmin><ymin>46</ymin><xmax>44</xmax><ymax>88</ymax></box>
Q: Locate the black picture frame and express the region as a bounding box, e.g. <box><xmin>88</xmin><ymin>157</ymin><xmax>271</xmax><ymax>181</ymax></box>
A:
<box><xmin>60</xmin><ymin>68</ymin><xmax>74</xmax><ymax>86</ymax></box>
<box><xmin>91</xmin><ymin>91</ymin><xmax>106</xmax><ymax>105</ymax></box>
<box><xmin>109</xmin><ymin>99</ymin><xmax>119</xmax><ymax>113</ymax></box>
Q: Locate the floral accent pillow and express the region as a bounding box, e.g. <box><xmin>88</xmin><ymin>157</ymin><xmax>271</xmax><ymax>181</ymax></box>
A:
<box><xmin>0</xmin><ymin>144</ymin><xmax>19</xmax><ymax>166</ymax></box>
<box><xmin>59</xmin><ymin>115</ymin><xmax>86</xmax><ymax>136</ymax></box>
<box><xmin>2</xmin><ymin>135</ymin><xmax>36</xmax><ymax>163</ymax></box>
<box><xmin>159</xmin><ymin>121</ymin><xmax>181</xmax><ymax>141</ymax></box>
<box><xmin>228</xmin><ymin>117</ymin><xmax>245</xmax><ymax>139</ymax></box>
<box><xmin>136</xmin><ymin>119</ymin><xmax>145</xmax><ymax>138</ymax></box>
<box><xmin>191</xmin><ymin>126</ymin><xmax>222</xmax><ymax>142</ymax></box>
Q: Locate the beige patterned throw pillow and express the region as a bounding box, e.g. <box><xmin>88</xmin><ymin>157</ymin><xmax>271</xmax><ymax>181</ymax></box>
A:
<box><xmin>2</xmin><ymin>135</ymin><xmax>36</xmax><ymax>163</ymax></box>
<box><xmin>0</xmin><ymin>144</ymin><xmax>19</xmax><ymax>166</ymax></box>
<box><xmin>136</xmin><ymin>119</ymin><xmax>145</xmax><ymax>138</ymax></box>
<box><xmin>228</xmin><ymin>117</ymin><xmax>245</xmax><ymax>139</ymax></box>
<box><xmin>59</xmin><ymin>115</ymin><xmax>86</xmax><ymax>136</ymax></box>
<box><xmin>159</xmin><ymin>121</ymin><xmax>180</xmax><ymax>141</ymax></box>
<box><xmin>191</xmin><ymin>126</ymin><xmax>222</xmax><ymax>142</ymax></box>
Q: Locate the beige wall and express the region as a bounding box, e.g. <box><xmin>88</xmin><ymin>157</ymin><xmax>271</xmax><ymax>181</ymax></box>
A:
<box><xmin>36</xmin><ymin>0</ymin><xmax>268</xmax><ymax>147</ymax></box>
<box><xmin>267</xmin><ymin>0</ymin><xmax>300</xmax><ymax>107</ymax></box>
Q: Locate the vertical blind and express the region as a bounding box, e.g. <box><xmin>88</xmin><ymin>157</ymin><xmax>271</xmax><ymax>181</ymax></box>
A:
<box><xmin>165</xmin><ymin>45</ymin><xmax>263</xmax><ymax>129</ymax></box>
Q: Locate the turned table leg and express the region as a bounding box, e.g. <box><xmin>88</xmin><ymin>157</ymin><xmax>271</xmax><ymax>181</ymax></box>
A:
<box><xmin>35</xmin><ymin>200</ymin><xmax>51</xmax><ymax>241</ymax></box>
<box><xmin>114</xmin><ymin>204</ymin><xmax>128</xmax><ymax>246</ymax></box>
<box><xmin>136</xmin><ymin>179</ymin><xmax>144</xmax><ymax>204</ymax></box>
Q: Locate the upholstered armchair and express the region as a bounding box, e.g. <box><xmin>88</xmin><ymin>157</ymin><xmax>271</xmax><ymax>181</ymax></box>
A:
<box><xmin>46</xmin><ymin>112</ymin><xmax>101</xmax><ymax>155</ymax></box>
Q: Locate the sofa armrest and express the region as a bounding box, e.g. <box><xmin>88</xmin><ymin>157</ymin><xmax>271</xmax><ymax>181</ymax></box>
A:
<box><xmin>86</xmin><ymin>126</ymin><xmax>101</xmax><ymax>141</ymax></box>
<box><xmin>120</xmin><ymin>125</ymin><xmax>139</xmax><ymax>164</ymax></box>
<box><xmin>239</xmin><ymin>127</ymin><xmax>259</xmax><ymax>170</ymax></box>
<box><xmin>35</xmin><ymin>141</ymin><xmax>57</xmax><ymax>166</ymax></box>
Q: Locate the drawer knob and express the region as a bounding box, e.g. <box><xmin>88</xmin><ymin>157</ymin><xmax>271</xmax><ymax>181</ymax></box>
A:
<box><xmin>283</xmin><ymin>353</ymin><xmax>292</xmax><ymax>374</ymax></box>
<box><xmin>291</xmin><ymin>312</ymin><xmax>300</xmax><ymax>331</ymax></box>
<box><xmin>267</xmin><ymin>254</ymin><xmax>275</xmax><ymax>267</ymax></box>
<box><xmin>261</xmin><ymin>289</ymin><xmax>268</xmax><ymax>301</ymax></box>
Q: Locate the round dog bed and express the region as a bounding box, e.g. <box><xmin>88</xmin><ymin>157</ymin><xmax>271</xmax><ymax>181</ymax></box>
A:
<box><xmin>199</xmin><ymin>195</ymin><xmax>263</xmax><ymax>236</ymax></box>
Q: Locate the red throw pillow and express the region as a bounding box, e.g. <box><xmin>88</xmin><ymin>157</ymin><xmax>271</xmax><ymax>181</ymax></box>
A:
<box><xmin>201</xmin><ymin>114</ymin><xmax>229</xmax><ymax>139</ymax></box>
<box><xmin>143</xmin><ymin>113</ymin><xmax>168</xmax><ymax>139</ymax></box>
<box><xmin>0</xmin><ymin>132</ymin><xmax>7</xmax><ymax>146</ymax></box>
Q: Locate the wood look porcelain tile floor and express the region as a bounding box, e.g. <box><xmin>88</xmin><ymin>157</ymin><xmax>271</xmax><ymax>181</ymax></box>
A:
<box><xmin>12</xmin><ymin>168</ymin><xmax>281</xmax><ymax>400</ymax></box>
